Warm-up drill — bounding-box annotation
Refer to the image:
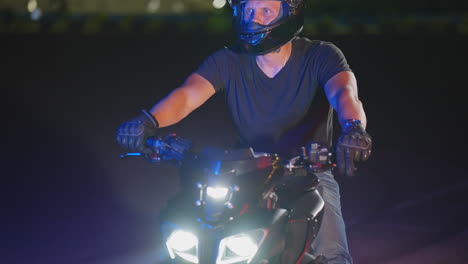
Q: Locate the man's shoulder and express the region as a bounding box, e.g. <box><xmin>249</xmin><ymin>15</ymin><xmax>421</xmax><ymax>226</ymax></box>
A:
<box><xmin>293</xmin><ymin>37</ymin><xmax>338</xmax><ymax>51</ymax></box>
<box><xmin>208</xmin><ymin>45</ymin><xmax>242</xmax><ymax>60</ymax></box>
<box><xmin>293</xmin><ymin>37</ymin><xmax>344</xmax><ymax>61</ymax></box>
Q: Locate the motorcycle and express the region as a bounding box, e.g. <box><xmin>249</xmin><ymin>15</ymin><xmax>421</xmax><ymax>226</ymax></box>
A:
<box><xmin>121</xmin><ymin>133</ymin><xmax>334</xmax><ymax>264</ymax></box>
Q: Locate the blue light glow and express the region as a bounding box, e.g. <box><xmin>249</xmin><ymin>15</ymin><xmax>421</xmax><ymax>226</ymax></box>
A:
<box><xmin>214</xmin><ymin>160</ymin><xmax>221</xmax><ymax>175</ymax></box>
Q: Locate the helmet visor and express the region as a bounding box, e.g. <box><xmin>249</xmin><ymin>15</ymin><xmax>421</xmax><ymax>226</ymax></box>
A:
<box><xmin>233</xmin><ymin>1</ymin><xmax>289</xmax><ymax>30</ymax></box>
<box><xmin>229</xmin><ymin>0</ymin><xmax>302</xmax><ymax>9</ymax></box>
<box><xmin>246</xmin><ymin>1</ymin><xmax>283</xmax><ymax>24</ymax></box>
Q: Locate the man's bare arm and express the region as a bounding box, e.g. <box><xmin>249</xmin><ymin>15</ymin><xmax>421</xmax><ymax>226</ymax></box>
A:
<box><xmin>149</xmin><ymin>73</ymin><xmax>216</xmax><ymax>127</ymax></box>
<box><xmin>324</xmin><ymin>71</ymin><xmax>367</xmax><ymax>129</ymax></box>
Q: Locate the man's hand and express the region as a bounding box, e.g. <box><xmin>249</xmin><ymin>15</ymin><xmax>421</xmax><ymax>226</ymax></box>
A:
<box><xmin>116</xmin><ymin>110</ymin><xmax>159</xmax><ymax>155</ymax></box>
<box><xmin>336</xmin><ymin>119</ymin><xmax>372</xmax><ymax>177</ymax></box>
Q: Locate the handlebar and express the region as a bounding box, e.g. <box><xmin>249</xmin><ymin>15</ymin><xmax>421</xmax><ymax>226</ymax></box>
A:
<box><xmin>120</xmin><ymin>133</ymin><xmax>192</xmax><ymax>162</ymax></box>
<box><xmin>120</xmin><ymin>133</ymin><xmax>335</xmax><ymax>172</ymax></box>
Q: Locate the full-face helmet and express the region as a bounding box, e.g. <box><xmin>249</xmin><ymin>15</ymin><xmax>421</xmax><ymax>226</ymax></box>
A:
<box><xmin>228</xmin><ymin>0</ymin><xmax>305</xmax><ymax>55</ymax></box>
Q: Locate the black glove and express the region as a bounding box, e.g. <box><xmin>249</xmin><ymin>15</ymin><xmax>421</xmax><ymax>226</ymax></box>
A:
<box><xmin>336</xmin><ymin>119</ymin><xmax>372</xmax><ymax>177</ymax></box>
<box><xmin>116</xmin><ymin>110</ymin><xmax>159</xmax><ymax>155</ymax></box>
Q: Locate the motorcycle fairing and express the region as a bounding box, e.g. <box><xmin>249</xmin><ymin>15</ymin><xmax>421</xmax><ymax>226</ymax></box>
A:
<box><xmin>222</xmin><ymin>208</ymin><xmax>290</xmax><ymax>263</ymax></box>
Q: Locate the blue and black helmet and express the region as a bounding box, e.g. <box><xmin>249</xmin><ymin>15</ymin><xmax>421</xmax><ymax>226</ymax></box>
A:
<box><xmin>228</xmin><ymin>0</ymin><xmax>305</xmax><ymax>55</ymax></box>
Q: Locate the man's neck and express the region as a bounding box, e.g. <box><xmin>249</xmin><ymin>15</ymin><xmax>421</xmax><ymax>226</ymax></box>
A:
<box><xmin>255</xmin><ymin>42</ymin><xmax>292</xmax><ymax>78</ymax></box>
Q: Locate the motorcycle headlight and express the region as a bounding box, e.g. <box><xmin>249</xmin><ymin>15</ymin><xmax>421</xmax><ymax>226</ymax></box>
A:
<box><xmin>166</xmin><ymin>230</ymin><xmax>199</xmax><ymax>263</ymax></box>
<box><xmin>207</xmin><ymin>186</ymin><xmax>229</xmax><ymax>200</ymax></box>
<box><xmin>217</xmin><ymin>229</ymin><xmax>267</xmax><ymax>264</ymax></box>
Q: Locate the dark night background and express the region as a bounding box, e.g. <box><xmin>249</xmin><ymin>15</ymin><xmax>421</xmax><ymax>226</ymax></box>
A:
<box><xmin>2</xmin><ymin>2</ymin><xmax>468</xmax><ymax>263</ymax></box>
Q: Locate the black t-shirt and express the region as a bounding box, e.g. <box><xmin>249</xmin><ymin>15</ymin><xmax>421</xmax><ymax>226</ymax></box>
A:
<box><xmin>196</xmin><ymin>37</ymin><xmax>351</xmax><ymax>157</ymax></box>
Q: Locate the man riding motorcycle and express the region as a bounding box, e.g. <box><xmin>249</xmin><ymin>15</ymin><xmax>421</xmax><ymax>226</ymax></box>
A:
<box><xmin>116</xmin><ymin>0</ymin><xmax>372</xmax><ymax>262</ymax></box>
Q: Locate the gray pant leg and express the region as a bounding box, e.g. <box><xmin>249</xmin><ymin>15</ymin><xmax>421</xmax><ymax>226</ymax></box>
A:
<box><xmin>310</xmin><ymin>171</ymin><xmax>353</xmax><ymax>264</ymax></box>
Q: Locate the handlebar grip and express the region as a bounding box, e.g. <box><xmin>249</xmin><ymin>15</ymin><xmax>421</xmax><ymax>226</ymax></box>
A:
<box><xmin>146</xmin><ymin>137</ymin><xmax>162</xmax><ymax>152</ymax></box>
<box><xmin>145</xmin><ymin>134</ymin><xmax>192</xmax><ymax>161</ymax></box>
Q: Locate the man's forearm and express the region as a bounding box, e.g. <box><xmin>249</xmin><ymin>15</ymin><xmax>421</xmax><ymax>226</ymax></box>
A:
<box><xmin>336</xmin><ymin>93</ymin><xmax>367</xmax><ymax>129</ymax></box>
<box><xmin>149</xmin><ymin>88</ymin><xmax>192</xmax><ymax>128</ymax></box>
<box><xmin>325</xmin><ymin>71</ymin><xmax>367</xmax><ymax>129</ymax></box>
<box><xmin>147</xmin><ymin>74</ymin><xmax>216</xmax><ymax>128</ymax></box>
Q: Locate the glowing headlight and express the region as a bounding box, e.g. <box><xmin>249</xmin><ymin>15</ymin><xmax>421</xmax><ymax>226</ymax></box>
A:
<box><xmin>207</xmin><ymin>186</ymin><xmax>229</xmax><ymax>200</ymax></box>
<box><xmin>225</xmin><ymin>236</ymin><xmax>258</xmax><ymax>256</ymax></box>
<box><xmin>217</xmin><ymin>229</ymin><xmax>266</xmax><ymax>264</ymax></box>
<box><xmin>166</xmin><ymin>230</ymin><xmax>198</xmax><ymax>263</ymax></box>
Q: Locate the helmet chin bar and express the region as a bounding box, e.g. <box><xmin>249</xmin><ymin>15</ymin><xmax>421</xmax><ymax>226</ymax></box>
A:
<box><xmin>237</xmin><ymin>12</ymin><xmax>304</xmax><ymax>55</ymax></box>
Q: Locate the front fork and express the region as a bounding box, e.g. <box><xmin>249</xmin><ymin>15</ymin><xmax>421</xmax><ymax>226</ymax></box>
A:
<box><xmin>280</xmin><ymin>190</ymin><xmax>325</xmax><ymax>264</ymax></box>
